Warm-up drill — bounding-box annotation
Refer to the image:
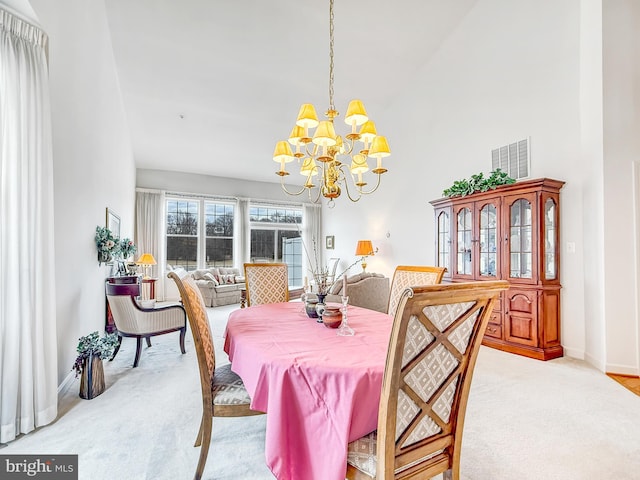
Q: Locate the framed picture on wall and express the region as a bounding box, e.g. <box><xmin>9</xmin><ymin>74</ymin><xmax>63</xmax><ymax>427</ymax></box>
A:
<box><xmin>106</xmin><ymin>208</ymin><xmax>121</xmax><ymax>239</ymax></box>
<box><xmin>325</xmin><ymin>235</ymin><xmax>335</xmax><ymax>250</ymax></box>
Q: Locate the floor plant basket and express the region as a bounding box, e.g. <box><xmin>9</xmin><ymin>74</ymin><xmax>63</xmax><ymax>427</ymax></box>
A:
<box><xmin>79</xmin><ymin>353</ymin><xmax>105</xmax><ymax>399</ymax></box>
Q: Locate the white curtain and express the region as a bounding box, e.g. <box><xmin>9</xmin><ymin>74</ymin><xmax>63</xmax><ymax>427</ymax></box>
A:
<box><xmin>0</xmin><ymin>9</ymin><xmax>58</xmax><ymax>443</ymax></box>
<box><xmin>135</xmin><ymin>190</ymin><xmax>166</xmax><ymax>299</ymax></box>
<box><xmin>235</xmin><ymin>198</ymin><xmax>249</xmax><ymax>268</ymax></box>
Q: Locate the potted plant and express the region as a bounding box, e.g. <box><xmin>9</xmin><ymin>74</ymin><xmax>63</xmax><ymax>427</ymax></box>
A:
<box><xmin>95</xmin><ymin>226</ymin><xmax>118</xmax><ymax>265</ymax></box>
<box><xmin>442</xmin><ymin>168</ymin><xmax>516</xmax><ymax>198</ymax></box>
<box><xmin>72</xmin><ymin>331</ymin><xmax>119</xmax><ymax>399</ymax></box>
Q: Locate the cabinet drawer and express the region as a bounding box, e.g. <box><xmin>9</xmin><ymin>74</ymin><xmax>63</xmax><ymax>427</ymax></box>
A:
<box><xmin>485</xmin><ymin>322</ymin><xmax>502</xmax><ymax>339</ymax></box>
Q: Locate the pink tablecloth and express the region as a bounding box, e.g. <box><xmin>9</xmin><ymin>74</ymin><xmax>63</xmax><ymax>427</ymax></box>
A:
<box><xmin>223</xmin><ymin>302</ymin><xmax>393</xmax><ymax>480</ymax></box>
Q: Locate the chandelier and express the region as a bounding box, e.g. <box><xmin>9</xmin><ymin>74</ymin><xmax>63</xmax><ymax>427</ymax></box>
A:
<box><xmin>272</xmin><ymin>0</ymin><xmax>391</xmax><ymax>207</ymax></box>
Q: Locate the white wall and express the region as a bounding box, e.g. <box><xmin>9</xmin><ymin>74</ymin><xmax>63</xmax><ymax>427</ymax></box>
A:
<box><xmin>137</xmin><ymin>168</ymin><xmax>302</xmax><ymax>202</ymax></box>
<box><xmin>322</xmin><ymin>0</ymin><xmax>640</xmax><ymax>371</ymax></box>
<box><xmin>27</xmin><ymin>0</ymin><xmax>136</xmax><ymax>385</ymax></box>
<box><xmin>602</xmin><ymin>0</ymin><xmax>640</xmax><ymax>374</ymax></box>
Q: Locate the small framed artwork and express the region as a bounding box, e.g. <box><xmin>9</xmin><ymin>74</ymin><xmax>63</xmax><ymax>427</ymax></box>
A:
<box><xmin>106</xmin><ymin>208</ymin><xmax>121</xmax><ymax>239</ymax></box>
<box><xmin>325</xmin><ymin>235</ymin><xmax>335</xmax><ymax>250</ymax></box>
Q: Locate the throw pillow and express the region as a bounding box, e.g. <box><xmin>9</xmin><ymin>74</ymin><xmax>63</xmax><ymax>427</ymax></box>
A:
<box><xmin>203</xmin><ymin>272</ymin><xmax>219</xmax><ymax>286</ymax></box>
<box><xmin>192</xmin><ymin>270</ymin><xmax>204</xmax><ymax>280</ymax></box>
<box><xmin>224</xmin><ymin>274</ymin><xmax>234</xmax><ymax>284</ymax></box>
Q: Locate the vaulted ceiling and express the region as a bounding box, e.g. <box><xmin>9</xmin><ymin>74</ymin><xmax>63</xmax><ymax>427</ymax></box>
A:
<box><xmin>104</xmin><ymin>0</ymin><xmax>477</xmax><ymax>183</ymax></box>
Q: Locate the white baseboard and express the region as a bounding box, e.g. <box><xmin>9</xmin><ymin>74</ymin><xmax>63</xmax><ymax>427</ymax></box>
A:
<box><xmin>605</xmin><ymin>362</ymin><xmax>640</xmax><ymax>376</ymax></box>
<box><xmin>584</xmin><ymin>351</ymin><xmax>606</xmax><ymax>372</ymax></box>
<box><xmin>562</xmin><ymin>346</ymin><xmax>585</xmax><ymax>360</ymax></box>
<box><xmin>58</xmin><ymin>370</ymin><xmax>76</xmax><ymax>395</ymax></box>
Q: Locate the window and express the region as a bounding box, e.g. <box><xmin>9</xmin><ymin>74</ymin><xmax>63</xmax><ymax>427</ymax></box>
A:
<box><xmin>166</xmin><ymin>199</ymin><xmax>198</xmax><ymax>271</ymax></box>
<box><xmin>166</xmin><ymin>197</ymin><xmax>235</xmax><ymax>271</ymax></box>
<box><xmin>249</xmin><ymin>205</ymin><xmax>303</xmax><ymax>286</ymax></box>
<box><xmin>205</xmin><ymin>203</ymin><xmax>234</xmax><ymax>267</ymax></box>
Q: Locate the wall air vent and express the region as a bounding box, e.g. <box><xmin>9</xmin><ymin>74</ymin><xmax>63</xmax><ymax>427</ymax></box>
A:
<box><xmin>491</xmin><ymin>138</ymin><xmax>530</xmax><ymax>180</ymax></box>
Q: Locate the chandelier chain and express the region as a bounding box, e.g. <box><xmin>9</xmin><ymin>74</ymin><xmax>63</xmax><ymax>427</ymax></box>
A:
<box><xmin>328</xmin><ymin>0</ymin><xmax>335</xmax><ymax>111</ymax></box>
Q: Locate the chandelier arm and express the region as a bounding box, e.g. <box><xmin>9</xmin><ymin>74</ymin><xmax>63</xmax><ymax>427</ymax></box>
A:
<box><xmin>280</xmin><ymin>176</ymin><xmax>308</xmax><ymax>196</ymax></box>
<box><xmin>308</xmin><ymin>186</ymin><xmax>323</xmax><ymax>204</ymax></box>
<box><xmin>337</xmin><ymin>164</ymin><xmax>363</xmax><ymax>203</ymax></box>
<box><xmin>304</xmin><ymin>143</ymin><xmax>317</xmax><ymax>157</ymax></box>
<box><xmin>341</xmin><ymin>137</ymin><xmax>355</xmax><ymax>156</ymax></box>
<box><xmin>355</xmin><ymin>172</ymin><xmax>384</xmax><ymax>196</ymax></box>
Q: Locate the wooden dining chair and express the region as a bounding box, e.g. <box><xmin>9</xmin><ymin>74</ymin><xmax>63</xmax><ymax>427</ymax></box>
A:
<box><xmin>167</xmin><ymin>270</ymin><xmax>264</xmax><ymax>480</ymax></box>
<box><xmin>243</xmin><ymin>262</ymin><xmax>289</xmax><ymax>307</ymax></box>
<box><xmin>387</xmin><ymin>265</ymin><xmax>447</xmax><ymax>317</ymax></box>
<box><xmin>347</xmin><ymin>280</ymin><xmax>509</xmax><ymax>480</ymax></box>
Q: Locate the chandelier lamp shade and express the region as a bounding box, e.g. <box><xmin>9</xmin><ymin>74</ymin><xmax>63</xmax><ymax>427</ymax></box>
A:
<box><xmin>272</xmin><ymin>0</ymin><xmax>391</xmax><ymax>207</ymax></box>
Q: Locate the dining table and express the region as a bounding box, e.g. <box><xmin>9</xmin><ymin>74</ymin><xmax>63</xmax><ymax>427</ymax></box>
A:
<box><xmin>223</xmin><ymin>301</ymin><xmax>393</xmax><ymax>480</ymax></box>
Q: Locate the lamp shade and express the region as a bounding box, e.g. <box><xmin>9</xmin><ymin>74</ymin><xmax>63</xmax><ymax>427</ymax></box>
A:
<box><xmin>368</xmin><ymin>136</ymin><xmax>391</xmax><ymax>158</ymax></box>
<box><xmin>312</xmin><ymin>120</ymin><xmax>337</xmax><ymax>147</ymax></box>
<box><xmin>350</xmin><ymin>154</ymin><xmax>369</xmax><ymax>174</ymax></box>
<box><xmin>344</xmin><ymin>99</ymin><xmax>368</xmax><ymax>126</ymax></box>
<box><xmin>288</xmin><ymin>125</ymin><xmax>306</xmax><ymax>146</ymax></box>
<box><xmin>355</xmin><ymin>240</ymin><xmax>374</xmax><ymax>256</ymax></box>
<box><xmin>136</xmin><ymin>253</ymin><xmax>157</xmax><ymax>266</ymax></box>
<box><xmin>296</xmin><ymin>103</ymin><xmax>319</xmax><ymax>129</ymax></box>
<box><xmin>300</xmin><ymin>157</ymin><xmax>318</xmax><ymax>176</ymax></box>
<box><xmin>359</xmin><ymin>120</ymin><xmax>377</xmax><ymax>143</ymax></box>
<box><xmin>273</xmin><ymin>141</ymin><xmax>295</xmax><ymax>163</ymax></box>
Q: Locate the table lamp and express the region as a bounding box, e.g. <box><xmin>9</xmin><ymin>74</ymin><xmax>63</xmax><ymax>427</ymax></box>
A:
<box><xmin>136</xmin><ymin>253</ymin><xmax>157</xmax><ymax>279</ymax></box>
<box><xmin>355</xmin><ymin>240</ymin><xmax>376</xmax><ymax>272</ymax></box>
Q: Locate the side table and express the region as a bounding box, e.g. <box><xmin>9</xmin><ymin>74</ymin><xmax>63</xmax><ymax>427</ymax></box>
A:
<box><xmin>142</xmin><ymin>277</ymin><xmax>157</xmax><ymax>300</ymax></box>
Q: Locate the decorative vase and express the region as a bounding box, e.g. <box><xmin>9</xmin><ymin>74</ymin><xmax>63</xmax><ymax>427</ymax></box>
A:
<box><xmin>315</xmin><ymin>293</ymin><xmax>327</xmax><ymax>323</ymax></box>
<box><xmin>98</xmin><ymin>251</ymin><xmax>112</xmax><ymax>265</ymax></box>
<box><xmin>321</xmin><ymin>306</ymin><xmax>342</xmax><ymax>328</ymax></box>
<box><xmin>79</xmin><ymin>354</ymin><xmax>105</xmax><ymax>400</ymax></box>
<box><xmin>305</xmin><ymin>299</ymin><xmax>319</xmax><ymax>318</ymax></box>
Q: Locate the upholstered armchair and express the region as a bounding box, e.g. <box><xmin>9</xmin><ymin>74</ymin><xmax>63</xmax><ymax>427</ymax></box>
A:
<box><xmin>106</xmin><ymin>282</ymin><xmax>187</xmax><ymax>367</ymax></box>
<box><xmin>324</xmin><ymin>272</ymin><xmax>390</xmax><ymax>313</ymax></box>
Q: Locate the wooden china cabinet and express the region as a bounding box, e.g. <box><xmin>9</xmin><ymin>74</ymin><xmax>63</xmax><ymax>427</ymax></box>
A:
<box><xmin>430</xmin><ymin>177</ymin><xmax>564</xmax><ymax>360</ymax></box>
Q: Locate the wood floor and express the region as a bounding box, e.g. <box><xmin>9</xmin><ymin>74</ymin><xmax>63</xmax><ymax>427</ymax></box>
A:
<box><xmin>607</xmin><ymin>373</ymin><xmax>640</xmax><ymax>396</ymax></box>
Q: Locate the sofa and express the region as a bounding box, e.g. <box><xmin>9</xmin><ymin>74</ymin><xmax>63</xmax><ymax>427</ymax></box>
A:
<box><xmin>320</xmin><ymin>272</ymin><xmax>390</xmax><ymax>313</ymax></box>
<box><xmin>189</xmin><ymin>267</ymin><xmax>246</xmax><ymax>307</ymax></box>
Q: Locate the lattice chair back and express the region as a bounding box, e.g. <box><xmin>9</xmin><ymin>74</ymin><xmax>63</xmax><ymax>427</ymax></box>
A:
<box><xmin>243</xmin><ymin>263</ymin><xmax>289</xmax><ymax>306</ymax></box>
<box><xmin>387</xmin><ymin>265</ymin><xmax>447</xmax><ymax>317</ymax></box>
<box><xmin>347</xmin><ymin>280</ymin><xmax>508</xmax><ymax>480</ymax></box>
<box><xmin>168</xmin><ymin>271</ymin><xmax>215</xmax><ymax>403</ymax></box>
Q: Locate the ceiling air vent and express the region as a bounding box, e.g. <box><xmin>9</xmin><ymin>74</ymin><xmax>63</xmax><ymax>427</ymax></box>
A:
<box><xmin>491</xmin><ymin>138</ymin><xmax>530</xmax><ymax>180</ymax></box>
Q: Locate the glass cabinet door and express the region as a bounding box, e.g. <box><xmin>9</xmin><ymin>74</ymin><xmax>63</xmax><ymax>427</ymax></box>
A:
<box><xmin>478</xmin><ymin>203</ymin><xmax>498</xmax><ymax>277</ymax></box>
<box><xmin>544</xmin><ymin>198</ymin><xmax>557</xmax><ymax>280</ymax></box>
<box><xmin>509</xmin><ymin>198</ymin><xmax>532</xmax><ymax>279</ymax></box>
<box><xmin>436</xmin><ymin>210</ymin><xmax>451</xmax><ymax>274</ymax></box>
<box><xmin>456</xmin><ymin>207</ymin><xmax>472</xmax><ymax>275</ymax></box>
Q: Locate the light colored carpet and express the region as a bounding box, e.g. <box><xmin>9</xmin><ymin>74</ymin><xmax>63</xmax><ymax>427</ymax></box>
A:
<box><xmin>1</xmin><ymin>303</ymin><xmax>639</xmax><ymax>480</ymax></box>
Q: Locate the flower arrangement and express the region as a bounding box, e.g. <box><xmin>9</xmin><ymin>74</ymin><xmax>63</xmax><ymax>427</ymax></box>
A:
<box><xmin>95</xmin><ymin>226</ymin><xmax>137</xmax><ymax>265</ymax></box>
<box><xmin>72</xmin><ymin>331</ymin><xmax>120</xmax><ymax>377</ymax></box>
<box><xmin>95</xmin><ymin>226</ymin><xmax>118</xmax><ymax>264</ymax></box>
<box><xmin>118</xmin><ymin>238</ymin><xmax>137</xmax><ymax>260</ymax></box>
